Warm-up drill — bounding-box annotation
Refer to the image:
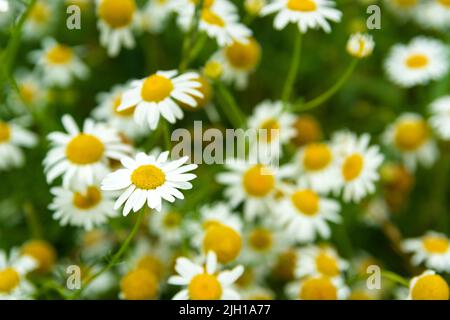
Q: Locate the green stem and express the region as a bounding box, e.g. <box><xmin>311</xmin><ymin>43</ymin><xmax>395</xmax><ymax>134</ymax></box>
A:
<box><xmin>381</xmin><ymin>270</ymin><xmax>409</xmax><ymax>287</ymax></box>
<box><xmin>69</xmin><ymin>208</ymin><xmax>147</xmax><ymax>299</ymax></box>
<box><xmin>23</xmin><ymin>202</ymin><xmax>43</xmax><ymax>239</ymax></box>
<box><xmin>281</xmin><ymin>31</ymin><xmax>302</xmax><ymax>103</ymax></box>
<box><xmin>292</xmin><ymin>59</ymin><xmax>358</xmax><ymax>112</ymax></box>
<box><xmin>215</xmin><ymin>82</ymin><xmax>246</xmax><ymax>128</ymax></box>
<box><xmin>161</xmin><ymin>121</ymin><xmax>172</xmax><ymax>150</ymax></box>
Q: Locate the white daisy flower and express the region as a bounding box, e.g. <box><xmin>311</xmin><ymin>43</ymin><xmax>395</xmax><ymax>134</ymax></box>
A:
<box><xmin>22</xmin><ymin>0</ymin><xmax>56</xmax><ymax>40</ymax></box>
<box><xmin>384</xmin><ymin>37</ymin><xmax>449</xmax><ymax>88</ymax></box>
<box><xmin>276</xmin><ymin>184</ymin><xmax>341</xmax><ymax>243</ymax></box>
<box><xmin>0</xmin><ymin>248</ymin><xmax>37</xmax><ymax>300</ymax></box>
<box><xmin>96</xmin><ymin>0</ymin><xmax>138</xmax><ymax>57</ymax></box>
<box><xmin>29</xmin><ymin>38</ymin><xmax>89</xmax><ymax>87</ymax></box>
<box><xmin>383</xmin><ymin>113</ymin><xmax>438</xmax><ymax>170</ymax></box>
<box><xmin>402</xmin><ymin>232</ymin><xmax>450</xmax><ymax>273</ymax></box>
<box><xmin>211</xmin><ymin>37</ymin><xmax>261</xmax><ymax>89</ymax></box>
<box><xmin>407</xmin><ymin>270</ymin><xmax>449</xmax><ymax>300</ymax></box>
<box><xmin>101</xmin><ymin>151</ymin><xmax>198</xmax><ymax>215</ymax></box>
<box><xmin>78</xmin><ymin>229</ymin><xmax>115</xmax><ymax>261</ymax></box>
<box><xmin>295</xmin><ymin>245</ymin><xmax>348</xmax><ymax>279</ymax></box>
<box><xmin>149</xmin><ymin>205</ymin><xmax>184</xmax><ymax>245</ymax></box>
<box><xmin>44</xmin><ymin>114</ymin><xmax>132</xmax><ymax>189</ymax></box>
<box><xmin>92</xmin><ymin>85</ymin><xmax>147</xmax><ymax>140</ymax></box>
<box><xmin>286</xmin><ymin>275</ymin><xmax>349</xmax><ymax>300</ymax></box>
<box><xmin>429</xmin><ymin>95</ymin><xmax>450</xmax><ymax>140</ymax></box>
<box><xmin>168</xmin><ymin>251</ymin><xmax>244</xmax><ymax>300</ymax></box>
<box><xmin>247</xmin><ymin>100</ymin><xmax>296</xmax><ymax>157</ymax></box>
<box><xmin>333</xmin><ymin>132</ymin><xmax>384</xmax><ymax>203</ymax></box>
<box><xmin>175</xmin><ymin>0</ymin><xmax>252</xmax><ymax>46</ymax></box>
<box><xmin>413</xmin><ymin>0</ymin><xmax>450</xmax><ymax>32</ymax></box>
<box><xmin>136</xmin><ymin>0</ymin><xmax>175</xmax><ymax>34</ymax></box>
<box><xmin>117</xmin><ymin>70</ymin><xmax>203</xmax><ymax>130</ymax></box>
<box><xmin>261</xmin><ymin>0</ymin><xmax>342</xmax><ymax>33</ymax></box>
<box><xmin>49</xmin><ymin>185</ymin><xmax>119</xmax><ymax>230</ymax></box>
<box><xmin>346</xmin><ymin>33</ymin><xmax>375</xmax><ymax>59</ymax></box>
<box><xmin>9</xmin><ymin>69</ymin><xmax>48</xmax><ymax>110</ymax></box>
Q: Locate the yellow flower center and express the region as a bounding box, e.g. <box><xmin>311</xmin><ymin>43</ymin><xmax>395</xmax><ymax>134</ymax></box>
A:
<box><xmin>225</xmin><ymin>38</ymin><xmax>261</xmax><ymax>70</ymax></box>
<box><xmin>303</xmin><ymin>143</ymin><xmax>332</xmax><ymax>171</ymax></box>
<box><xmin>98</xmin><ymin>0</ymin><xmax>136</xmax><ymax>28</ymax></box>
<box><xmin>0</xmin><ymin>122</ymin><xmax>11</xmax><ymax>143</ymax></box>
<box><xmin>405</xmin><ymin>54</ymin><xmax>429</xmax><ymax>69</ymax></box>
<box><xmin>141</xmin><ymin>74</ymin><xmax>174</xmax><ymax>103</ymax></box>
<box><xmin>162</xmin><ymin>211</ymin><xmax>182</xmax><ymax>228</ymax></box>
<box><xmin>292</xmin><ymin>115</ymin><xmax>322</xmax><ymax>146</ymax></box>
<box><xmin>242</xmin><ymin>165</ymin><xmax>275</xmax><ymax>197</ymax></box>
<box><xmin>342</xmin><ymin>154</ymin><xmax>364</xmax><ymax>181</ymax></box>
<box><xmin>201</xmin><ymin>9</ymin><xmax>225</xmax><ymax>27</ymax></box>
<box><xmin>46</xmin><ymin>44</ymin><xmax>73</xmax><ymax>65</ymax></box>
<box><xmin>29</xmin><ymin>1</ymin><xmax>50</xmax><ymax>23</ymax></box>
<box><xmin>188</xmin><ymin>273</ymin><xmax>222</xmax><ymax>300</ymax></box>
<box><xmin>411</xmin><ymin>274</ymin><xmax>449</xmax><ymax>300</ymax></box>
<box><xmin>137</xmin><ymin>255</ymin><xmax>164</xmax><ymax>279</ymax></box>
<box><xmin>439</xmin><ymin>0</ymin><xmax>450</xmax><ymax>7</ymax></box>
<box><xmin>66</xmin><ymin>134</ymin><xmax>105</xmax><ymax>164</ymax></box>
<box><xmin>259</xmin><ymin>118</ymin><xmax>280</xmax><ymax>143</ymax></box>
<box><xmin>204</xmin><ymin>60</ymin><xmax>223</xmax><ymax>79</ymax></box>
<box><xmin>22</xmin><ymin>240</ymin><xmax>56</xmax><ymax>274</ymax></box>
<box><xmin>300</xmin><ymin>277</ymin><xmax>338</xmax><ymax>300</ymax></box>
<box><xmin>316</xmin><ymin>252</ymin><xmax>340</xmax><ymax>277</ymax></box>
<box><xmin>287</xmin><ymin>0</ymin><xmax>317</xmax><ymax>12</ymax></box>
<box><xmin>0</xmin><ymin>268</ymin><xmax>20</xmax><ymax>293</ymax></box>
<box><xmin>273</xmin><ymin>250</ymin><xmax>297</xmax><ymax>281</ymax></box>
<box><xmin>131</xmin><ymin>165</ymin><xmax>166</xmax><ymax>190</ymax></box>
<box><xmin>423</xmin><ymin>237</ymin><xmax>449</xmax><ymax>254</ymax></box>
<box><xmin>120</xmin><ymin>268</ymin><xmax>159</xmax><ymax>300</ymax></box>
<box><xmin>20</xmin><ymin>83</ymin><xmax>37</xmax><ymax>104</ymax></box>
<box><xmin>291</xmin><ymin>189</ymin><xmax>319</xmax><ymax>216</ymax></box>
<box><xmin>113</xmin><ymin>95</ymin><xmax>136</xmax><ymax>117</ymax></box>
<box><xmin>203</xmin><ymin>224</ymin><xmax>242</xmax><ymax>263</ymax></box>
<box><xmin>394</xmin><ymin>120</ymin><xmax>428</xmax><ymax>151</ymax></box>
<box><xmin>73</xmin><ymin>186</ymin><xmax>103</xmax><ymax>210</ymax></box>
<box><xmin>394</xmin><ymin>0</ymin><xmax>417</xmax><ymax>8</ymax></box>
<box><xmin>249</xmin><ymin>228</ymin><xmax>273</xmax><ymax>252</ymax></box>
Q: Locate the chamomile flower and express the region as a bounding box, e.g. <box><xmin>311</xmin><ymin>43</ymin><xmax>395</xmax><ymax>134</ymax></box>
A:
<box><xmin>384</xmin><ymin>37</ymin><xmax>449</xmax><ymax>88</ymax></box>
<box><xmin>168</xmin><ymin>251</ymin><xmax>244</xmax><ymax>300</ymax></box>
<box><xmin>0</xmin><ymin>120</ymin><xmax>37</xmax><ymax>170</ymax></box>
<box><xmin>92</xmin><ymin>85</ymin><xmax>147</xmax><ymax>140</ymax></box>
<box><xmin>21</xmin><ymin>240</ymin><xmax>56</xmax><ymax>274</ymax></box>
<box><xmin>429</xmin><ymin>96</ymin><xmax>450</xmax><ymax>140</ymax></box>
<box><xmin>175</xmin><ymin>0</ymin><xmax>252</xmax><ymax>46</ymax></box>
<box><xmin>286</xmin><ymin>275</ymin><xmax>349</xmax><ymax>300</ymax></box>
<box><xmin>291</xmin><ymin>115</ymin><xmax>323</xmax><ymax>146</ymax></box>
<box><xmin>101</xmin><ymin>151</ymin><xmax>198</xmax><ymax>215</ymax></box>
<box><xmin>44</xmin><ymin>115</ymin><xmax>131</xmax><ymax>189</ymax></box>
<box><xmin>407</xmin><ymin>270</ymin><xmax>449</xmax><ymax>300</ymax></box>
<box><xmin>383</xmin><ymin>113</ymin><xmax>438</xmax><ymax>170</ymax></box>
<box><xmin>295</xmin><ymin>245</ymin><xmax>348</xmax><ymax>279</ymax></box>
<box><xmin>413</xmin><ymin>0</ymin><xmax>450</xmax><ymax>31</ymax></box>
<box><xmin>247</xmin><ymin>100</ymin><xmax>296</xmax><ymax>156</ymax></box>
<box><xmin>10</xmin><ymin>70</ymin><xmax>48</xmax><ymax>110</ymax></box>
<box><xmin>245</xmin><ymin>0</ymin><xmax>267</xmax><ymax>15</ymax></box>
<box><xmin>211</xmin><ymin>37</ymin><xmax>261</xmax><ymax>89</ymax></box>
<box><xmin>261</xmin><ymin>0</ymin><xmax>343</xmax><ymax>33</ymax></box>
<box><xmin>120</xmin><ymin>267</ymin><xmax>160</xmax><ymax>300</ymax></box>
<box><xmin>334</xmin><ymin>132</ymin><xmax>384</xmax><ymax>203</ymax></box>
<box><xmin>118</xmin><ymin>70</ymin><xmax>203</xmax><ymax>130</ymax></box>
<box><xmin>30</xmin><ymin>38</ymin><xmax>89</xmax><ymax>87</ymax></box>
<box><xmin>137</xmin><ymin>0</ymin><xmax>175</xmax><ymax>34</ymax></box>
<box><xmin>149</xmin><ymin>205</ymin><xmax>184</xmax><ymax>245</ymax></box>
<box><xmin>362</xmin><ymin>197</ymin><xmax>389</xmax><ymax>226</ymax></box>
<box><xmin>276</xmin><ymin>185</ymin><xmax>341</xmax><ymax>243</ymax></box>
<box><xmin>78</xmin><ymin>229</ymin><xmax>115</xmax><ymax>261</ymax></box>
<box><xmin>0</xmin><ymin>249</ymin><xmax>36</xmax><ymax>300</ymax></box>
<box><xmin>241</xmin><ymin>286</ymin><xmax>275</xmax><ymax>300</ymax></box>
<box><xmin>96</xmin><ymin>0</ymin><xmax>138</xmax><ymax>57</ymax></box>
<box><xmin>346</xmin><ymin>33</ymin><xmax>375</xmax><ymax>58</ymax></box>
<box><xmin>23</xmin><ymin>0</ymin><xmax>56</xmax><ymax>40</ymax></box>
<box><xmin>49</xmin><ymin>185</ymin><xmax>118</xmax><ymax>230</ymax></box>
<box><xmin>402</xmin><ymin>232</ymin><xmax>450</xmax><ymax>273</ymax></box>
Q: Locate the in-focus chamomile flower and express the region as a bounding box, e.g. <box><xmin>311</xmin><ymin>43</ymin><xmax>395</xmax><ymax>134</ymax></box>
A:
<box><xmin>295</xmin><ymin>245</ymin><xmax>348</xmax><ymax>279</ymax></box>
<box><xmin>286</xmin><ymin>275</ymin><xmax>349</xmax><ymax>300</ymax></box>
<box><xmin>101</xmin><ymin>151</ymin><xmax>198</xmax><ymax>215</ymax></box>
<box><xmin>30</xmin><ymin>38</ymin><xmax>89</xmax><ymax>87</ymax></box>
<box><xmin>21</xmin><ymin>240</ymin><xmax>56</xmax><ymax>274</ymax></box>
<box><xmin>168</xmin><ymin>251</ymin><xmax>244</xmax><ymax>300</ymax></box>
<box><xmin>413</xmin><ymin>0</ymin><xmax>450</xmax><ymax>31</ymax></box>
<box><xmin>49</xmin><ymin>185</ymin><xmax>119</xmax><ymax>230</ymax></box>
<box><xmin>383</xmin><ymin>113</ymin><xmax>438</xmax><ymax>170</ymax></box>
<box><xmin>276</xmin><ymin>184</ymin><xmax>341</xmax><ymax>243</ymax></box>
<box><xmin>175</xmin><ymin>0</ymin><xmax>252</xmax><ymax>46</ymax></box>
<box><xmin>136</xmin><ymin>0</ymin><xmax>175</xmax><ymax>34</ymax></box>
<box><xmin>247</xmin><ymin>100</ymin><xmax>296</xmax><ymax>156</ymax></box>
<box><xmin>96</xmin><ymin>0</ymin><xmax>137</xmax><ymax>57</ymax></box>
<box><xmin>402</xmin><ymin>232</ymin><xmax>450</xmax><ymax>273</ymax></box>
<box><xmin>92</xmin><ymin>85</ymin><xmax>146</xmax><ymax>140</ymax></box>
<box><xmin>149</xmin><ymin>205</ymin><xmax>184</xmax><ymax>245</ymax></box>
<box><xmin>346</xmin><ymin>33</ymin><xmax>375</xmax><ymax>58</ymax></box>
<box><xmin>23</xmin><ymin>0</ymin><xmax>56</xmax><ymax>40</ymax></box>
<box><xmin>407</xmin><ymin>270</ymin><xmax>449</xmax><ymax>300</ymax></box>
<box><xmin>0</xmin><ymin>120</ymin><xmax>37</xmax><ymax>171</ymax></box>
<box><xmin>0</xmin><ymin>249</ymin><xmax>36</xmax><ymax>300</ymax></box>
<box><xmin>261</xmin><ymin>0</ymin><xmax>343</xmax><ymax>33</ymax></box>
<box><xmin>212</xmin><ymin>37</ymin><xmax>261</xmax><ymax>89</ymax></box>
<box><xmin>429</xmin><ymin>96</ymin><xmax>450</xmax><ymax>140</ymax></box>
<box><xmin>334</xmin><ymin>132</ymin><xmax>384</xmax><ymax>203</ymax></box>
<box><xmin>44</xmin><ymin>115</ymin><xmax>131</xmax><ymax>189</ymax></box>
<box><xmin>118</xmin><ymin>70</ymin><xmax>202</xmax><ymax>130</ymax></box>
<box><xmin>384</xmin><ymin>37</ymin><xmax>449</xmax><ymax>88</ymax></box>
